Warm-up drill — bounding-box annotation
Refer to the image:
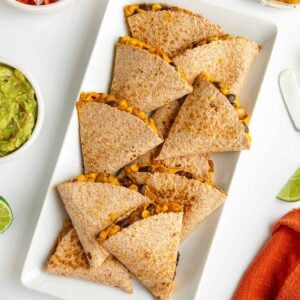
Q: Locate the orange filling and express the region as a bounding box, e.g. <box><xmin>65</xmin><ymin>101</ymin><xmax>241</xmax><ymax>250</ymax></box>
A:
<box><xmin>75</xmin><ymin>173</ymin><xmax>150</xmax><ymax>196</ymax></box>
<box><xmin>124</xmin><ymin>3</ymin><xmax>195</xmax><ymax>17</ymax></box>
<box><xmin>126</xmin><ymin>163</ymin><xmax>212</xmax><ymax>185</ymax></box>
<box><xmin>77</xmin><ymin>92</ymin><xmax>158</xmax><ymax>134</ymax></box>
<box><xmin>98</xmin><ymin>201</ymin><xmax>183</xmax><ymax>242</ymax></box>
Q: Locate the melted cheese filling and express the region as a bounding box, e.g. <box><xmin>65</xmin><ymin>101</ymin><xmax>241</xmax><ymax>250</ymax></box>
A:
<box><xmin>78</xmin><ymin>92</ymin><xmax>158</xmax><ymax>134</ymax></box>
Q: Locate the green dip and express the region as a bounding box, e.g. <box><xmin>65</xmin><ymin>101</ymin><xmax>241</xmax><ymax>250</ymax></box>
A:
<box><xmin>0</xmin><ymin>64</ymin><xmax>37</xmax><ymax>157</ymax></box>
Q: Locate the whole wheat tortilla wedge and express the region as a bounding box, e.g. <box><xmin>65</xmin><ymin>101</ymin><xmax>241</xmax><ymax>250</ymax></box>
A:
<box><xmin>128</xmin><ymin>172</ymin><xmax>226</xmax><ymax>240</ymax></box>
<box><xmin>110</xmin><ymin>42</ymin><xmax>192</xmax><ymax>112</ymax></box>
<box><xmin>102</xmin><ymin>212</ymin><xmax>183</xmax><ymax>300</ymax></box>
<box><xmin>46</xmin><ymin>224</ymin><xmax>132</xmax><ymax>293</ymax></box>
<box><xmin>173</xmin><ymin>37</ymin><xmax>259</xmax><ymax>94</ymax></box>
<box><xmin>157</xmin><ymin>76</ymin><xmax>251</xmax><ymax>160</ymax></box>
<box><xmin>131</xmin><ymin>100</ymin><xmax>182</xmax><ymax>167</ymax></box>
<box><xmin>133</xmin><ymin>100</ymin><xmax>212</xmax><ymax>179</ymax></box>
<box><xmin>57</xmin><ymin>181</ymin><xmax>149</xmax><ymax>268</ymax></box>
<box><xmin>126</xmin><ymin>4</ymin><xmax>225</xmax><ymax>57</ymax></box>
<box><xmin>77</xmin><ymin>101</ymin><xmax>162</xmax><ymax>174</ymax></box>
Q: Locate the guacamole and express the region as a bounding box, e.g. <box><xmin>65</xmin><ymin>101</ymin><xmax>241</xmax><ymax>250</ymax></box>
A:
<box><xmin>0</xmin><ymin>64</ymin><xmax>37</xmax><ymax>157</ymax></box>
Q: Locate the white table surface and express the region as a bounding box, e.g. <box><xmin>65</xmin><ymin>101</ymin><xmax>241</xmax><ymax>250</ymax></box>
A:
<box><xmin>0</xmin><ymin>0</ymin><xmax>299</xmax><ymax>299</ymax></box>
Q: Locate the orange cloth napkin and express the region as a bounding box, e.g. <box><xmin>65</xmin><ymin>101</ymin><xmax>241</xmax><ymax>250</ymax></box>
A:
<box><xmin>234</xmin><ymin>208</ymin><xmax>300</xmax><ymax>300</ymax></box>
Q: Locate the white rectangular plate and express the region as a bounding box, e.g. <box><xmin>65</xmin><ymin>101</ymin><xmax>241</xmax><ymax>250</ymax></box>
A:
<box><xmin>21</xmin><ymin>1</ymin><xmax>278</xmax><ymax>299</ymax></box>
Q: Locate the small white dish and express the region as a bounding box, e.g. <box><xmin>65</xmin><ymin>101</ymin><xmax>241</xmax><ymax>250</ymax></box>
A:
<box><xmin>257</xmin><ymin>0</ymin><xmax>299</xmax><ymax>8</ymax></box>
<box><xmin>0</xmin><ymin>57</ymin><xmax>44</xmax><ymax>163</ymax></box>
<box><xmin>4</xmin><ymin>0</ymin><xmax>75</xmax><ymax>13</ymax></box>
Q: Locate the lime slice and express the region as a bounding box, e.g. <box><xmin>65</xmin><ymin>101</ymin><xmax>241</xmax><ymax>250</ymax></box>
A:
<box><xmin>277</xmin><ymin>168</ymin><xmax>300</xmax><ymax>202</ymax></box>
<box><xmin>0</xmin><ymin>196</ymin><xmax>13</xmax><ymax>233</ymax></box>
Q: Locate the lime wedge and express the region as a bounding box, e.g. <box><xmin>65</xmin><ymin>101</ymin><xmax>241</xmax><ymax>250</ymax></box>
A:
<box><xmin>0</xmin><ymin>196</ymin><xmax>13</xmax><ymax>233</ymax></box>
<box><xmin>277</xmin><ymin>168</ymin><xmax>300</xmax><ymax>202</ymax></box>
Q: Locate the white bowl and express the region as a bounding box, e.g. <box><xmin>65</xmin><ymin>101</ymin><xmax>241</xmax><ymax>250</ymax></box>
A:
<box><xmin>4</xmin><ymin>0</ymin><xmax>75</xmax><ymax>13</ymax></box>
<box><xmin>257</xmin><ymin>0</ymin><xmax>299</xmax><ymax>8</ymax></box>
<box><xmin>0</xmin><ymin>57</ymin><xmax>44</xmax><ymax>163</ymax></box>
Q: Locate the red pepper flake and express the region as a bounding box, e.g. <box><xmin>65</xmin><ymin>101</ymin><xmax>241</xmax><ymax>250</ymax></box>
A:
<box><xmin>17</xmin><ymin>0</ymin><xmax>58</xmax><ymax>5</ymax></box>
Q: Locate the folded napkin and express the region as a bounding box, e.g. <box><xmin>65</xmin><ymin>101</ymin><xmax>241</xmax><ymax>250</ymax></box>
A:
<box><xmin>234</xmin><ymin>208</ymin><xmax>300</xmax><ymax>300</ymax></box>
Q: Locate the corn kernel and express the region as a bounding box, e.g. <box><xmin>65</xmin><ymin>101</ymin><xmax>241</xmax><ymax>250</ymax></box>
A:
<box><xmin>237</xmin><ymin>108</ymin><xmax>247</xmax><ymax>120</ymax></box>
<box><xmin>152</xmin><ymin>3</ymin><xmax>162</xmax><ymax>10</ymax></box>
<box><xmin>149</xmin><ymin>118</ymin><xmax>158</xmax><ymax>133</ymax></box>
<box><xmin>129</xmin><ymin>164</ymin><xmax>139</xmax><ymax>172</ymax></box>
<box><xmin>129</xmin><ymin>184</ymin><xmax>138</xmax><ymax>191</ymax></box>
<box><xmin>87</xmin><ymin>173</ymin><xmax>97</xmax><ymax>180</ymax></box>
<box><xmin>220</xmin><ymin>86</ymin><xmax>229</xmax><ymax>95</ymax></box>
<box><xmin>141</xmin><ymin>210</ymin><xmax>150</xmax><ymax>219</ymax></box>
<box><xmin>76</xmin><ymin>174</ymin><xmax>86</xmax><ymax>182</ymax></box>
<box><xmin>139</xmin><ymin>111</ymin><xmax>148</xmax><ymax>120</ymax></box>
<box><xmin>118</xmin><ymin>99</ymin><xmax>128</xmax><ymax>110</ymax></box>
<box><xmin>208</xmin><ymin>36</ymin><xmax>219</xmax><ymax>42</ymax></box>
<box><xmin>96</xmin><ymin>173</ymin><xmax>108</xmax><ymax>183</ymax></box>
<box><xmin>161</xmin><ymin>204</ymin><xmax>169</xmax><ymax>212</ymax></box>
<box><xmin>170</xmin><ymin>202</ymin><xmax>183</xmax><ymax>212</ymax></box>
<box><xmin>98</xmin><ymin>230</ymin><xmax>107</xmax><ymax>242</ymax></box>
<box><xmin>107</xmin><ymin>224</ymin><xmax>120</xmax><ymax>236</ymax></box>
<box><xmin>108</xmin><ymin>176</ymin><xmax>120</xmax><ymax>186</ymax></box>
<box><xmin>124</xmin><ymin>5</ymin><xmax>139</xmax><ymax>17</ymax></box>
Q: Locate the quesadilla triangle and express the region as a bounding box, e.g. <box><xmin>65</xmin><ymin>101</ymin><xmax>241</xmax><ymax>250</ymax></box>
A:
<box><xmin>99</xmin><ymin>202</ymin><xmax>184</xmax><ymax>300</ymax></box>
<box><xmin>46</xmin><ymin>221</ymin><xmax>132</xmax><ymax>293</ymax></box>
<box><xmin>76</xmin><ymin>92</ymin><xmax>162</xmax><ymax>174</ymax></box>
<box><xmin>110</xmin><ymin>36</ymin><xmax>193</xmax><ymax>112</ymax></box>
<box><xmin>151</xmin><ymin>100</ymin><xmax>213</xmax><ymax>180</ymax></box>
<box><xmin>126</xmin><ymin>168</ymin><xmax>226</xmax><ymax>240</ymax></box>
<box><xmin>127</xmin><ymin>100</ymin><xmax>182</xmax><ymax>170</ymax></box>
<box><xmin>125</xmin><ymin>3</ymin><xmax>225</xmax><ymax>57</ymax></box>
<box><xmin>132</xmin><ymin>100</ymin><xmax>214</xmax><ymax>180</ymax></box>
<box><xmin>57</xmin><ymin>178</ymin><xmax>150</xmax><ymax>268</ymax></box>
<box><xmin>173</xmin><ymin>36</ymin><xmax>259</xmax><ymax>94</ymax></box>
<box><xmin>157</xmin><ymin>74</ymin><xmax>251</xmax><ymax>160</ymax></box>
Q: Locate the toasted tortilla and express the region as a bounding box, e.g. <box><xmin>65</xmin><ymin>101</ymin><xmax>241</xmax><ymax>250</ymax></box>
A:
<box><xmin>173</xmin><ymin>37</ymin><xmax>259</xmax><ymax>94</ymax></box>
<box><xmin>77</xmin><ymin>100</ymin><xmax>162</xmax><ymax>174</ymax></box>
<box><xmin>126</xmin><ymin>4</ymin><xmax>225</xmax><ymax>57</ymax></box>
<box><xmin>46</xmin><ymin>223</ymin><xmax>132</xmax><ymax>293</ymax></box>
<box><xmin>131</xmin><ymin>100</ymin><xmax>181</xmax><ymax>167</ymax></box>
<box><xmin>133</xmin><ymin>100</ymin><xmax>212</xmax><ymax>179</ymax></box>
<box><xmin>102</xmin><ymin>212</ymin><xmax>183</xmax><ymax>300</ymax></box>
<box><xmin>128</xmin><ymin>172</ymin><xmax>226</xmax><ymax>240</ymax></box>
<box><xmin>57</xmin><ymin>181</ymin><xmax>149</xmax><ymax>268</ymax></box>
<box><xmin>110</xmin><ymin>42</ymin><xmax>192</xmax><ymax>112</ymax></box>
<box><xmin>157</xmin><ymin>76</ymin><xmax>251</xmax><ymax>160</ymax></box>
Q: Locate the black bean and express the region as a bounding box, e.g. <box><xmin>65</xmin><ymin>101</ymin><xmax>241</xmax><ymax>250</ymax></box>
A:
<box><xmin>139</xmin><ymin>4</ymin><xmax>152</xmax><ymax>10</ymax></box>
<box><xmin>106</xmin><ymin>101</ymin><xmax>118</xmax><ymax>107</ymax></box>
<box><xmin>169</xmin><ymin>62</ymin><xmax>178</xmax><ymax>71</ymax></box>
<box><xmin>243</xmin><ymin>122</ymin><xmax>249</xmax><ymax>133</ymax></box>
<box><xmin>147</xmin><ymin>203</ymin><xmax>156</xmax><ymax>212</ymax></box>
<box><xmin>176</xmin><ymin>252</ymin><xmax>180</xmax><ymax>266</ymax></box>
<box><xmin>226</xmin><ymin>94</ymin><xmax>236</xmax><ymax>103</ymax></box>
<box><xmin>119</xmin><ymin>176</ymin><xmax>133</xmax><ymax>187</ymax></box>
<box><xmin>116</xmin><ymin>218</ymin><xmax>130</xmax><ymax>228</ymax></box>
<box><xmin>176</xmin><ymin>171</ymin><xmax>193</xmax><ymax>179</ymax></box>
<box><xmin>192</xmin><ymin>41</ymin><xmax>199</xmax><ymax>48</ymax></box>
<box><xmin>138</xmin><ymin>184</ymin><xmax>146</xmax><ymax>195</ymax></box>
<box><xmin>139</xmin><ymin>166</ymin><xmax>153</xmax><ymax>172</ymax></box>
<box><xmin>212</xmin><ymin>81</ymin><xmax>221</xmax><ymax>89</ymax></box>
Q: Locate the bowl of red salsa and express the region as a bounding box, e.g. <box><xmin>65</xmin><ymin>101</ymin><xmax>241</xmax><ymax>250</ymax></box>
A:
<box><xmin>5</xmin><ymin>0</ymin><xmax>75</xmax><ymax>13</ymax></box>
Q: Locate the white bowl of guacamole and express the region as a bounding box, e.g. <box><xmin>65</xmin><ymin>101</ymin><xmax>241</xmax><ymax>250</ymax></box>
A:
<box><xmin>0</xmin><ymin>57</ymin><xmax>44</xmax><ymax>162</ymax></box>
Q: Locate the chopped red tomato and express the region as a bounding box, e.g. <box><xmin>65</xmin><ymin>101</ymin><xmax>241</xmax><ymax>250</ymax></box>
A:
<box><xmin>17</xmin><ymin>0</ymin><xmax>58</xmax><ymax>5</ymax></box>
